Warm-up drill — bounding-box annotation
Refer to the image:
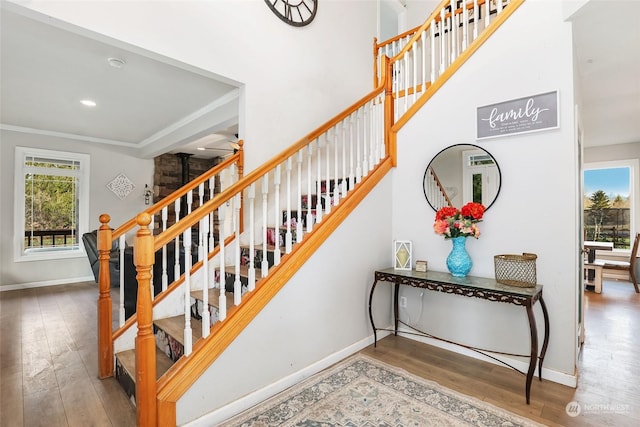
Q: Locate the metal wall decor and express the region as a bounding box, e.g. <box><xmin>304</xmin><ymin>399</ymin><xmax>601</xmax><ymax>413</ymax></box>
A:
<box><xmin>107</xmin><ymin>173</ymin><xmax>135</xmax><ymax>200</ymax></box>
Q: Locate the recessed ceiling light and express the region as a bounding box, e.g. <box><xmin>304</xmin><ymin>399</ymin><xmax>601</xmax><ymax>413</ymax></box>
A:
<box><xmin>197</xmin><ymin>147</ymin><xmax>206</xmax><ymax>151</ymax></box>
<box><xmin>108</xmin><ymin>57</ymin><xmax>126</xmax><ymax>68</ymax></box>
<box><xmin>80</xmin><ymin>99</ymin><xmax>97</xmax><ymax>107</ymax></box>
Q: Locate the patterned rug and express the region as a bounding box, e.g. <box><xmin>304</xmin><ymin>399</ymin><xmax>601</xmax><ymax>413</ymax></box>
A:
<box><xmin>220</xmin><ymin>354</ymin><xmax>542</xmax><ymax>426</ymax></box>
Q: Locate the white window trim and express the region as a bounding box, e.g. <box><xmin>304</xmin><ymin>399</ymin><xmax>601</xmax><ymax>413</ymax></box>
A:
<box><xmin>583</xmin><ymin>158</ymin><xmax>638</xmax><ymax>255</ymax></box>
<box><xmin>14</xmin><ymin>147</ymin><xmax>90</xmax><ymax>262</ymax></box>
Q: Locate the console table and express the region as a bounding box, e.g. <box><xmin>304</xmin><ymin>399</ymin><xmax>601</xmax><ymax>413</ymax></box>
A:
<box><xmin>368</xmin><ymin>268</ymin><xmax>549</xmax><ymax>404</ymax></box>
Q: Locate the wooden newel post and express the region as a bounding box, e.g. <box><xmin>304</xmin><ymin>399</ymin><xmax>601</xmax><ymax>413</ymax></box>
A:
<box><xmin>97</xmin><ymin>214</ymin><xmax>114</xmax><ymax>378</ymax></box>
<box><xmin>134</xmin><ymin>213</ymin><xmax>157</xmax><ymax>427</ymax></box>
<box><xmin>383</xmin><ymin>56</ymin><xmax>396</xmax><ymax>166</ymax></box>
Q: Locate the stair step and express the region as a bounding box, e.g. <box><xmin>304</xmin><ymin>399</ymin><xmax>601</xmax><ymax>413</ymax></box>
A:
<box><xmin>154</xmin><ymin>315</ymin><xmax>202</xmax><ymax>347</ymax></box>
<box><xmin>190</xmin><ymin>288</ymin><xmax>234</xmax><ymax>310</ymax></box>
<box><xmin>115</xmin><ymin>347</ymin><xmax>174</xmax><ymax>403</ymax></box>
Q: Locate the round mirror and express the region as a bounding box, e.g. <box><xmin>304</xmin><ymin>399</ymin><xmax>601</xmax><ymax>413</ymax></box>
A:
<box><xmin>423</xmin><ymin>144</ymin><xmax>501</xmax><ymax>211</ymax></box>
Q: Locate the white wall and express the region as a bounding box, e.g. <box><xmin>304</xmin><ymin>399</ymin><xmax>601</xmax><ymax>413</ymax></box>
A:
<box><xmin>392</xmin><ymin>0</ymin><xmax>579</xmax><ymax>381</ymax></box>
<box><xmin>0</xmin><ymin>130</ymin><xmax>153</xmax><ymax>288</ymax></box>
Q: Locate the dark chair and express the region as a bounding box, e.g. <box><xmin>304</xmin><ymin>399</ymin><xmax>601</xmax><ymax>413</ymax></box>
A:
<box><xmin>82</xmin><ymin>230</ymin><xmax>121</xmax><ymax>288</ymax></box>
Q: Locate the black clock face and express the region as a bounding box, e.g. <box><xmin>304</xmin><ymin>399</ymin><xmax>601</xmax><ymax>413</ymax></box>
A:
<box><xmin>264</xmin><ymin>0</ymin><xmax>318</xmax><ymax>27</ymax></box>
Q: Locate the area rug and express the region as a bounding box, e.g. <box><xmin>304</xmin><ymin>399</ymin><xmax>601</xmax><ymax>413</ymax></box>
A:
<box><xmin>220</xmin><ymin>354</ymin><xmax>542</xmax><ymax>427</ymax></box>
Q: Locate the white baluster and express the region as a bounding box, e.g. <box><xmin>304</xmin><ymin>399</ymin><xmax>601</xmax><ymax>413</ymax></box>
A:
<box><xmin>273</xmin><ymin>165</ymin><xmax>282</xmax><ymax>265</ymax></box>
<box><xmin>473</xmin><ymin>0</ymin><xmax>479</xmax><ymax>39</ymax></box>
<box><xmin>285</xmin><ymin>157</ymin><xmax>293</xmax><ymax>253</ymax></box>
<box><xmin>348</xmin><ymin>114</ymin><xmax>355</xmax><ymax>191</ymax></box>
<box><xmin>403</xmin><ymin>53</ymin><xmax>409</xmax><ymax>114</ymax></box>
<box><xmin>497</xmin><ymin>0</ymin><xmax>503</xmax><ymax>13</ymax></box>
<box><xmin>174</xmin><ymin>199</ymin><xmax>181</xmax><ymax>281</ymax></box>
<box><xmin>149</xmin><ymin>215</ymin><xmax>155</xmax><ymax>302</ymax></box>
<box><xmin>462</xmin><ymin>0</ymin><xmax>468</xmax><ymax>51</ymax></box>
<box><xmin>218</xmin><ymin>204</ymin><xmax>226</xmax><ymax>321</ymax></box>
<box><xmin>248</xmin><ymin>184</ymin><xmax>256</xmax><ymax>291</ymax></box>
<box><xmin>187</xmin><ymin>190</ymin><xmax>193</xmax><ymax>215</ymax></box>
<box><xmin>430</xmin><ymin>19</ymin><xmax>436</xmax><ymax>82</ymax></box>
<box><xmin>306</xmin><ymin>145</ymin><xmax>313</xmax><ymax>233</ymax></box>
<box><xmin>412</xmin><ymin>40</ymin><xmax>418</xmax><ymax>104</ymax></box>
<box><xmin>315</xmin><ymin>138</ymin><xmax>323</xmax><ymax>224</ymax></box>
<box><xmin>355</xmin><ymin>109</ymin><xmax>362</xmax><ymax>184</ymax></box>
<box><xmin>197</xmin><ymin>183</ymin><xmax>204</xmax><ymax>261</ymax></box>
<box><xmin>341</xmin><ymin>119</ymin><xmax>348</xmax><ymax>198</ymax></box>
<box><xmin>183</xmin><ymin>228</ymin><xmax>193</xmax><ymax>356</ymax></box>
<box><xmin>200</xmin><ymin>216</ymin><xmax>210</xmax><ymax>337</ymax></box>
<box><xmin>363</xmin><ymin>104</ymin><xmax>370</xmax><ymax>176</ymax></box>
<box><xmin>208</xmin><ymin>177</ymin><xmax>215</xmax><ymax>249</ymax></box>
<box><xmin>450</xmin><ymin>0</ymin><xmax>457</xmax><ymax>62</ymax></box>
<box><xmin>333</xmin><ymin>125</ymin><xmax>340</xmax><ymax>206</ymax></box>
<box><xmin>261</xmin><ymin>174</ymin><xmax>269</xmax><ymax>277</ymax></box>
<box><xmin>161</xmin><ymin>206</ymin><xmax>168</xmax><ymax>291</ymax></box>
<box><xmin>440</xmin><ymin>9</ymin><xmax>446</xmax><ymax>74</ymax></box>
<box><xmin>233</xmin><ymin>193</ymin><xmax>242</xmax><ymax>305</ymax></box>
<box><xmin>296</xmin><ymin>152</ymin><xmax>304</xmax><ymax>242</ymax></box>
<box><xmin>118</xmin><ymin>234</ymin><xmax>126</xmax><ymax>326</ymax></box>
<box><xmin>486</xmin><ymin>0</ymin><xmax>491</xmax><ymax>25</ymax></box>
<box><xmin>325</xmin><ymin>132</ymin><xmax>331</xmax><ymax>216</ymax></box>
<box><xmin>421</xmin><ymin>31</ymin><xmax>427</xmax><ymax>92</ymax></box>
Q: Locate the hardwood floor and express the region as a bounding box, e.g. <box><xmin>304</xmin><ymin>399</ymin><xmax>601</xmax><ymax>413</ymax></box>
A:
<box><xmin>362</xmin><ymin>279</ymin><xmax>640</xmax><ymax>427</ymax></box>
<box><xmin>1</xmin><ymin>279</ymin><xmax>638</xmax><ymax>426</ymax></box>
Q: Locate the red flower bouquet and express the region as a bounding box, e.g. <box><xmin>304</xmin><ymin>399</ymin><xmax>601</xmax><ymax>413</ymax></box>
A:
<box><xmin>433</xmin><ymin>202</ymin><xmax>485</xmax><ymax>239</ymax></box>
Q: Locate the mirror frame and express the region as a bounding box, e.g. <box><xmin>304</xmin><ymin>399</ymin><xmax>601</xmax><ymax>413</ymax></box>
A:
<box><xmin>423</xmin><ymin>143</ymin><xmax>501</xmax><ymax>212</ymax></box>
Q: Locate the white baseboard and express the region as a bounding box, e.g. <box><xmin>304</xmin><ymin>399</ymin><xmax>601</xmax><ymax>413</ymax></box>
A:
<box><xmin>0</xmin><ymin>276</ymin><xmax>95</xmax><ymax>292</ymax></box>
<box><xmin>181</xmin><ymin>331</ymin><xmax>391</xmax><ymax>427</ymax></box>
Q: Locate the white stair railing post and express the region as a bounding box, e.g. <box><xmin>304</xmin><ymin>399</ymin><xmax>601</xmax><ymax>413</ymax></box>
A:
<box><xmin>197</xmin><ymin>183</ymin><xmax>204</xmax><ymax>261</ymax></box>
<box><xmin>348</xmin><ymin>115</ymin><xmax>355</xmax><ymax>191</ymax></box>
<box><xmin>174</xmin><ymin>199</ymin><xmax>181</xmax><ymax>281</ymax></box>
<box><xmin>248</xmin><ymin>184</ymin><xmax>256</xmax><ymax>291</ymax></box>
<box><xmin>333</xmin><ymin>126</ymin><xmax>341</xmax><ymax>206</ymax></box>
<box><xmin>182</xmin><ymin>228</ymin><xmax>193</xmax><ymax>357</ymax></box>
<box><xmin>200</xmin><ymin>216</ymin><xmax>210</xmax><ymax>337</ymax></box>
<box><xmin>314</xmin><ymin>138</ymin><xmax>323</xmax><ymax>224</ymax></box>
<box><xmin>355</xmin><ymin>108</ymin><xmax>363</xmax><ymax>184</ymax></box>
<box><xmin>296</xmin><ymin>152</ymin><xmax>304</xmax><ymax>242</ymax></box>
<box><xmin>306</xmin><ymin>145</ymin><xmax>314</xmax><ymax>233</ymax></box>
<box><xmin>261</xmin><ymin>174</ymin><xmax>269</xmax><ymax>278</ymax></box>
<box><xmin>325</xmin><ymin>132</ymin><xmax>332</xmax><ymax>216</ymax></box>
<box><xmin>118</xmin><ymin>234</ymin><xmax>126</xmax><ymax>326</ymax></box>
<box><xmin>218</xmin><ymin>204</ymin><xmax>227</xmax><ymax>321</ymax></box>
<box><xmin>233</xmin><ymin>193</ymin><xmax>242</xmax><ymax>305</ymax></box>
<box><xmin>161</xmin><ymin>207</ymin><xmax>168</xmax><ymax>291</ymax></box>
<box><xmin>285</xmin><ymin>157</ymin><xmax>293</xmax><ymax>253</ymax></box>
<box><xmin>273</xmin><ymin>164</ymin><xmax>282</xmax><ymax>266</ymax></box>
<box><xmin>208</xmin><ymin>176</ymin><xmax>216</xmax><ymax>250</ymax></box>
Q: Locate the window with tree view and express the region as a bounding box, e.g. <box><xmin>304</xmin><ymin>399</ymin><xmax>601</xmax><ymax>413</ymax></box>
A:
<box><xmin>15</xmin><ymin>147</ymin><xmax>89</xmax><ymax>260</ymax></box>
<box><xmin>583</xmin><ymin>163</ymin><xmax>634</xmax><ymax>249</ymax></box>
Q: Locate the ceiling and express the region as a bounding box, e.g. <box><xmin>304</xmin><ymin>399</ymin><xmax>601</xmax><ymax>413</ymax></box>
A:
<box><xmin>0</xmin><ymin>6</ymin><xmax>240</xmax><ymax>159</ymax></box>
<box><xmin>1</xmin><ymin>1</ymin><xmax>638</xmax><ymax>159</ymax></box>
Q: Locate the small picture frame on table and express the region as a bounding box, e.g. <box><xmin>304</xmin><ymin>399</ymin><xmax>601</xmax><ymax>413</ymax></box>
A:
<box><xmin>393</xmin><ymin>240</ymin><xmax>412</xmax><ymax>270</ymax></box>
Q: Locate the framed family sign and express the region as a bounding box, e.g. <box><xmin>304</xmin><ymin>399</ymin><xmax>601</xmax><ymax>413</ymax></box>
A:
<box><xmin>476</xmin><ymin>90</ymin><xmax>559</xmax><ymax>140</ymax></box>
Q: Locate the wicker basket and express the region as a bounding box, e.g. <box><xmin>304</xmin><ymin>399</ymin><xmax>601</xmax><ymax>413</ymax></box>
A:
<box><xmin>494</xmin><ymin>253</ymin><xmax>537</xmax><ymax>288</ymax></box>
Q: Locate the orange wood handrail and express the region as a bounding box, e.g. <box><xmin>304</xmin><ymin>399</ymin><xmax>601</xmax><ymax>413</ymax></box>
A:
<box><xmin>112</xmin><ymin>144</ymin><xmax>244</xmax><ymax>242</ymax></box>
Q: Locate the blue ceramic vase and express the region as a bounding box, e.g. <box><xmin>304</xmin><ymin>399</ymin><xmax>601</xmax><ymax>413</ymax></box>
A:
<box><xmin>446</xmin><ymin>236</ymin><xmax>472</xmax><ymax>277</ymax></box>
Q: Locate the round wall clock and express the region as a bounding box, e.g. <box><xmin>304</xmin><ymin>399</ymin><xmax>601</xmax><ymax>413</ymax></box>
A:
<box><xmin>264</xmin><ymin>0</ymin><xmax>318</xmax><ymax>27</ymax></box>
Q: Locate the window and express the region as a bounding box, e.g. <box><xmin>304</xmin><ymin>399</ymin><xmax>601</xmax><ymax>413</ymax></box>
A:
<box><xmin>583</xmin><ymin>160</ymin><xmax>637</xmax><ymax>249</ymax></box>
<box><xmin>14</xmin><ymin>147</ymin><xmax>90</xmax><ymax>261</ymax></box>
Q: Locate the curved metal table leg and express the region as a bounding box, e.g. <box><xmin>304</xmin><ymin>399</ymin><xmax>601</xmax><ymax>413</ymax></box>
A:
<box><xmin>525</xmin><ymin>301</ymin><xmax>538</xmax><ymax>405</ymax></box>
<box><xmin>538</xmin><ymin>296</ymin><xmax>550</xmax><ymax>380</ymax></box>
<box><xmin>368</xmin><ymin>278</ymin><xmax>379</xmax><ymax>347</ymax></box>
